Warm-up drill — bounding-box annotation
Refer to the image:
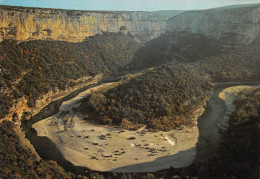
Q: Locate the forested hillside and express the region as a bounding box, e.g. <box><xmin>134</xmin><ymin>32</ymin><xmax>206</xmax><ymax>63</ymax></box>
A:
<box><xmin>195</xmin><ymin>44</ymin><xmax>259</xmax><ymax>82</ymax></box>
<box><xmin>81</xmin><ymin>41</ymin><xmax>259</xmax><ymax>130</ymax></box>
<box><xmin>81</xmin><ymin>63</ymin><xmax>213</xmax><ymax>131</ymax></box>
<box><xmin>126</xmin><ymin>31</ymin><xmax>260</xmax><ymax>74</ymax></box>
<box><xmin>1</xmin><ymin>30</ymin><xmax>258</xmax><ymax>121</ymax></box>
<box><xmin>0</xmin><ymin>33</ymin><xmax>142</xmax><ymax>119</ymax></box>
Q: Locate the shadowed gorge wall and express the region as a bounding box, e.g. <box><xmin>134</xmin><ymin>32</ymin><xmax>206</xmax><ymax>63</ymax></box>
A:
<box><xmin>167</xmin><ymin>5</ymin><xmax>260</xmax><ymax>44</ymax></box>
<box><xmin>0</xmin><ymin>6</ymin><xmax>167</xmax><ymax>43</ymax></box>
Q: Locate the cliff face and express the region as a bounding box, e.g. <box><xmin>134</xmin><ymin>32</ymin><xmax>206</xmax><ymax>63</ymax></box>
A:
<box><xmin>167</xmin><ymin>5</ymin><xmax>260</xmax><ymax>44</ymax></box>
<box><xmin>0</xmin><ymin>6</ymin><xmax>167</xmax><ymax>43</ymax></box>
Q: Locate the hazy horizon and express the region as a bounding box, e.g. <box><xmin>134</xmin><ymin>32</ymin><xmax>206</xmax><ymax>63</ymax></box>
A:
<box><xmin>0</xmin><ymin>0</ymin><xmax>260</xmax><ymax>11</ymax></box>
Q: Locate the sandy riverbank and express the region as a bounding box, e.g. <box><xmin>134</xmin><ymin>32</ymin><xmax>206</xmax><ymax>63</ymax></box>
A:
<box><xmin>33</xmin><ymin>114</ymin><xmax>201</xmax><ymax>172</ymax></box>
<box><xmin>219</xmin><ymin>85</ymin><xmax>258</xmax><ymax>114</ymax></box>
<box><xmin>33</xmin><ymin>82</ymin><xmax>204</xmax><ymax>172</ymax></box>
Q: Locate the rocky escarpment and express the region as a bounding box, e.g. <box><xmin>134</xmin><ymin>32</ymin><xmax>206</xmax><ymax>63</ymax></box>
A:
<box><xmin>167</xmin><ymin>5</ymin><xmax>260</xmax><ymax>44</ymax></box>
<box><xmin>0</xmin><ymin>5</ymin><xmax>167</xmax><ymax>43</ymax></box>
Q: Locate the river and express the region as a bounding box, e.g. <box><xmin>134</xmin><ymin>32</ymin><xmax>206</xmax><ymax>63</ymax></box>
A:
<box><xmin>196</xmin><ymin>84</ymin><xmax>230</xmax><ymax>163</ymax></box>
<box><xmin>21</xmin><ymin>82</ymin><xmax>257</xmax><ymax>175</ymax></box>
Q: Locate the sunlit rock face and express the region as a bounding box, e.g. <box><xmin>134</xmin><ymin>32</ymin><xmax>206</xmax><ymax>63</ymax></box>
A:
<box><xmin>167</xmin><ymin>5</ymin><xmax>260</xmax><ymax>44</ymax></box>
<box><xmin>0</xmin><ymin>6</ymin><xmax>167</xmax><ymax>43</ymax></box>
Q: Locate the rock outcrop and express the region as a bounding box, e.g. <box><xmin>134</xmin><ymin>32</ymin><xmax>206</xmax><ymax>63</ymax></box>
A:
<box><xmin>167</xmin><ymin>5</ymin><xmax>260</xmax><ymax>44</ymax></box>
<box><xmin>0</xmin><ymin>5</ymin><xmax>167</xmax><ymax>43</ymax></box>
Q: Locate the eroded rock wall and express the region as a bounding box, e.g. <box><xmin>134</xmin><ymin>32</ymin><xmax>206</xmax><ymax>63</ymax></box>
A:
<box><xmin>0</xmin><ymin>6</ymin><xmax>167</xmax><ymax>43</ymax></box>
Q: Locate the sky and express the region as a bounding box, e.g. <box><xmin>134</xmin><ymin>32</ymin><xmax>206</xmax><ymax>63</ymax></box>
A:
<box><xmin>0</xmin><ymin>0</ymin><xmax>259</xmax><ymax>11</ymax></box>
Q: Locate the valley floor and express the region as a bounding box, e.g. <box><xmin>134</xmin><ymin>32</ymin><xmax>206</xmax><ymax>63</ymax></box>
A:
<box><xmin>33</xmin><ymin>114</ymin><xmax>201</xmax><ymax>172</ymax></box>
<box><xmin>32</xmin><ymin>82</ymin><xmax>204</xmax><ymax>172</ymax></box>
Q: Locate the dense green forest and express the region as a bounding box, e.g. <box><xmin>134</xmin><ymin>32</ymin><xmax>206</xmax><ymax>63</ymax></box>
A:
<box><xmin>1</xmin><ymin>31</ymin><xmax>258</xmax><ymax>120</ymax></box>
<box><xmin>127</xmin><ymin>31</ymin><xmax>260</xmax><ymax>79</ymax></box>
<box><xmin>81</xmin><ymin>63</ymin><xmax>213</xmax><ymax>130</ymax></box>
<box><xmin>0</xmin><ymin>33</ymin><xmax>142</xmax><ymax>119</ymax></box>
<box><xmin>197</xmin><ymin>87</ymin><xmax>260</xmax><ymax>178</ymax></box>
<box><xmin>81</xmin><ymin>40</ymin><xmax>259</xmax><ymax>130</ymax></box>
<box><xmin>126</xmin><ymin>31</ymin><xmax>228</xmax><ymax>71</ymax></box>
<box><xmin>196</xmin><ymin>45</ymin><xmax>259</xmax><ymax>82</ymax></box>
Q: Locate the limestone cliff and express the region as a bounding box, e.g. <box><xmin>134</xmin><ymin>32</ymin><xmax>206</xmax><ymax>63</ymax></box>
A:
<box><xmin>0</xmin><ymin>6</ymin><xmax>167</xmax><ymax>43</ymax></box>
<box><xmin>167</xmin><ymin>5</ymin><xmax>260</xmax><ymax>44</ymax></box>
